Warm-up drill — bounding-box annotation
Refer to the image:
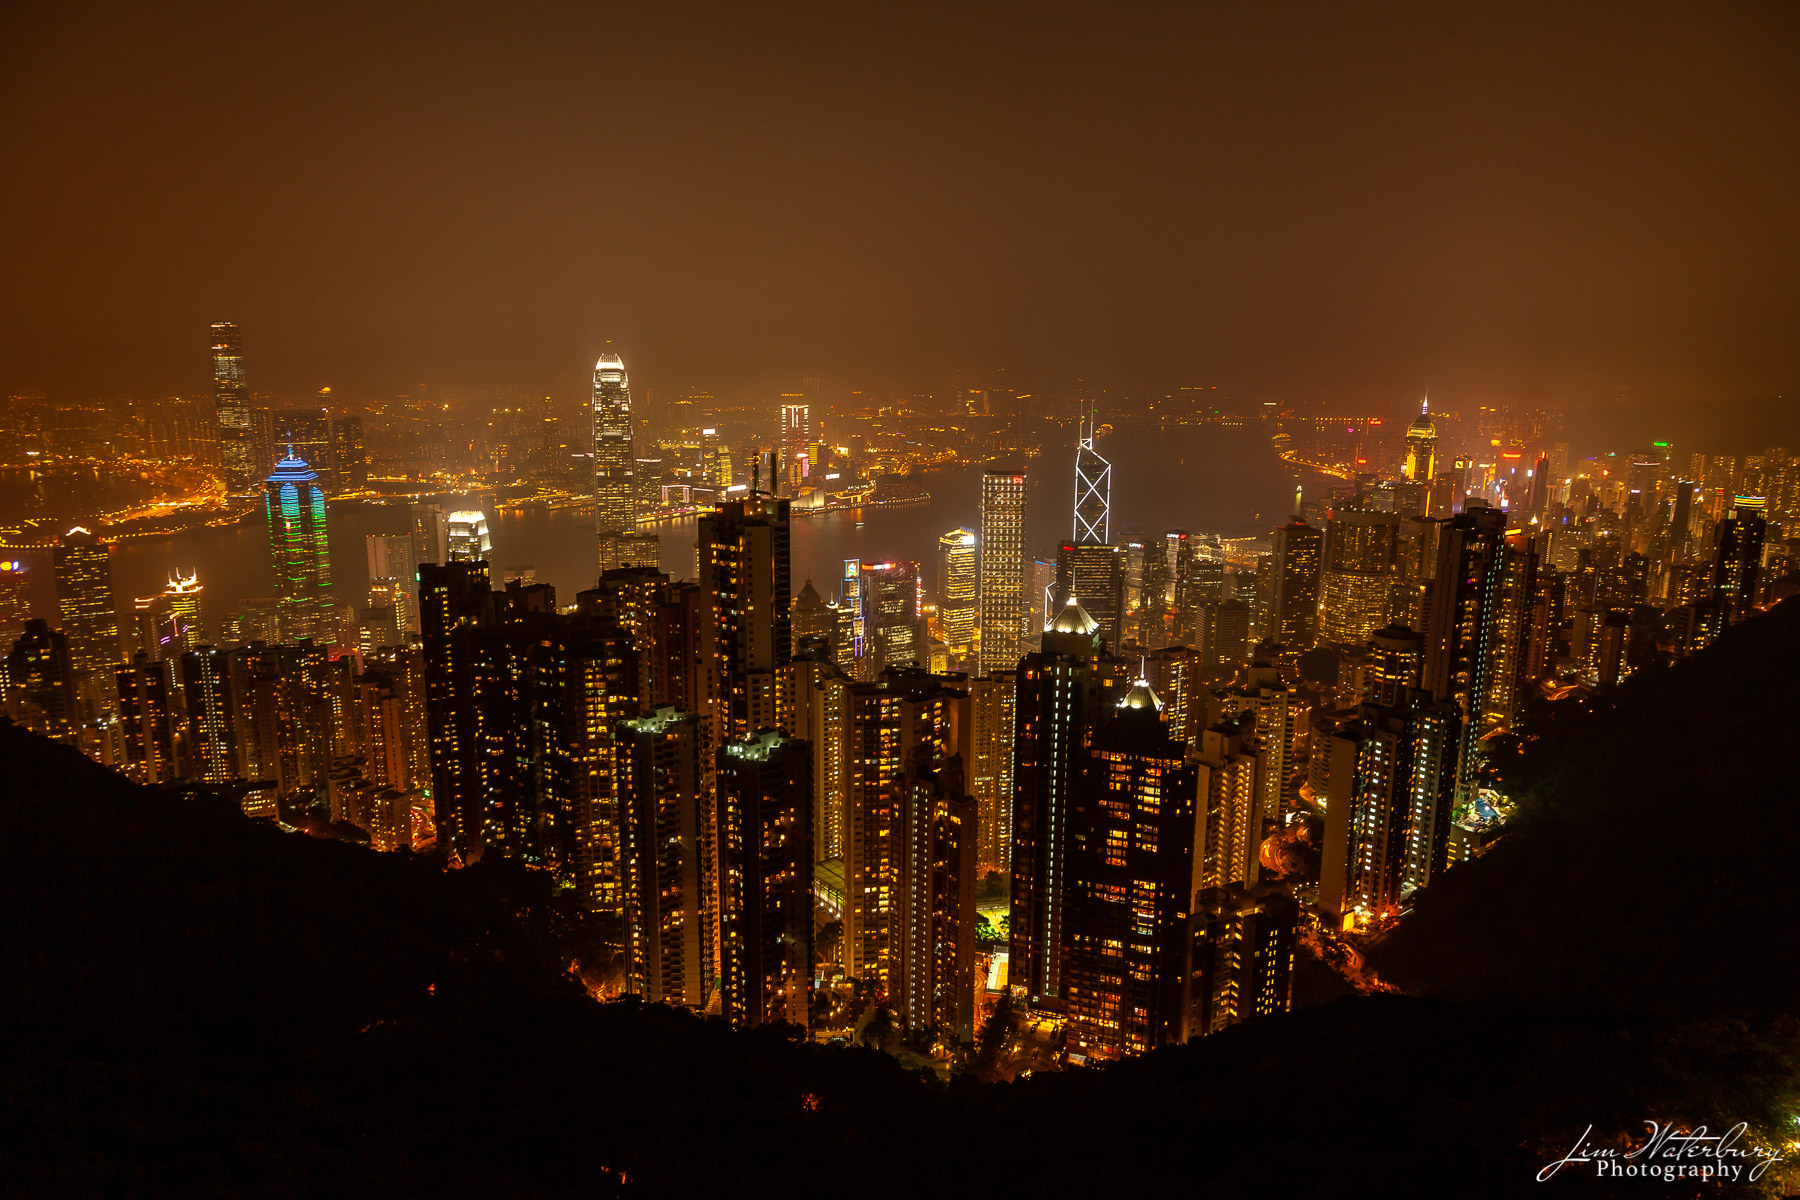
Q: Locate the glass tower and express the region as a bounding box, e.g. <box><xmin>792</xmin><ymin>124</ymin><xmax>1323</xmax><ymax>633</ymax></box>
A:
<box><xmin>265</xmin><ymin>451</ymin><xmax>334</xmax><ymax>644</ymax></box>
<box><xmin>593</xmin><ymin>353</ymin><xmax>637</xmax><ymax>571</ymax></box>
<box><xmin>212</xmin><ymin>322</ymin><xmax>257</xmax><ymax>494</ymax></box>
<box><xmin>1072</xmin><ymin>412</ymin><xmax>1111</xmax><ymax>545</ymax></box>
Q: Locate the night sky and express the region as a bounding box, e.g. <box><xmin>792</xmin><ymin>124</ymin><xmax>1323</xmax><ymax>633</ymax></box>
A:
<box><xmin>3</xmin><ymin>2</ymin><xmax>1797</xmax><ymax>410</ymax></box>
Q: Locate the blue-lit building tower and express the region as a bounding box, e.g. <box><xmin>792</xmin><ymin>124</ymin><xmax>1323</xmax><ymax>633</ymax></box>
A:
<box><xmin>265</xmin><ymin>451</ymin><xmax>334</xmax><ymax>644</ymax></box>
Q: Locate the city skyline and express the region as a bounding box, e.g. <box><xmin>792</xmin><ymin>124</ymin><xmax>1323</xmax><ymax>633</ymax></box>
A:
<box><xmin>5</xmin><ymin>5</ymin><xmax>1799</xmax><ymax>1192</ymax></box>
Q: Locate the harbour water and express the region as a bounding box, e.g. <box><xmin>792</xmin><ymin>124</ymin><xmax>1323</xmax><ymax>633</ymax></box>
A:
<box><xmin>15</xmin><ymin>423</ymin><xmax>1334</xmax><ymax>636</ymax></box>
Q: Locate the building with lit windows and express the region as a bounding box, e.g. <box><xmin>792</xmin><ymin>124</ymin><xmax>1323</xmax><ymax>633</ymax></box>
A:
<box><xmin>1193</xmin><ymin>885</ymin><xmax>1297</xmax><ymax>1035</ymax></box>
<box><xmin>1422</xmin><ymin>501</ymin><xmax>1539</xmax><ymax>809</ymax></box>
<box><xmin>840</xmin><ymin>669</ymin><xmax>964</xmax><ymax>993</ymax></box>
<box><xmin>1063</xmin><ymin>674</ymin><xmax>1202</xmax><ymax>1062</ymax></box>
<box><xmin>133</xmin><ymin>573</ymin><xmax>205</xmax><ymax>664</ymax></box>
<box><xmin>1319</xmin><ymin>506</ymin><xmax>1400</xmax><ymax>645</ymax></box>
<box><xmin>1270</xmin><ymin>521</ymin><xmax>1322</xmax><ymax>649</ymax></box>
<box><xmin>969</xmin><ymin>671</ymin><xmax>1016</xmax><ymax>874</ymax></box>
<box><xmin>716</xmin><ymin>730</ymin><xmax>814</xmax><ymax>1029</ymax></box>
<box><xmin>179</xmin><ymin>645</ymin><xmax>237</xmax><ymax>784</ymax></box>
<box><xmin>937</xmin><ymin>529</ymin><xmax>978</xmax><ymax>657</ymax></box>
<box><xmin>1010</xmin><ymin>597</ymin><xmax>1127</xmax><ymax>1008</ymax></box>
<box><xmin>1191</xmin><ymin>716</ymin><xmax>1264</xmax><ymax>893</ymax></box>
<box><xmin>265</xmin><ymin>452</ymin><xmax>334</xmax><ymax>644</ymax></box>
<box><xmin>1320</xmin><ymin>697</ymin><xmax>1461</xmax><ymax>925</ymax></box>
<box><xmin>977</xmin><ymin>468</ymin><xmax>1027</xmax><ymax>675</ymax></box>
<box><xmin>772</xmin><ymin>647</ymin><xmax>849</xmax><ymax>866</ymax></box>
<box><xmin>1402</xmin><ymin>399</ymin><xmax>1436</xmax><ymax>483</ymax></box>
<box><xmin>619</xmin><ymin>706</ymin><xmax>713</xmax><ymax>1009</ymax></box>
<box><xmin>116</xmin><ymin>651</ymin><xmax>175</xmax><ymax>781</ymax></box>
<box><xmin>697</xmin><ymin>492</ymin><xmax>792</xmax><ymax>742</ymax></box>
<box><xmin>780</xmin><ymin>401</ymin><xmax>810</xmax><ymax>495</ymax></box>
<box><xmin>54</xmin><ymin>526</ymin><xmax>119</xmax><ymax>680</ymax></box>
<box><xmin>593</xmin><ymin>353</ymin><xmax>637</xmax><ymax>570</ymax></box>
<box><xmin>1054</xmin><ymin>542</ymin><xmax>1126</xmax><ymax>653</ymax></box>
<box><xmin>211</xmin><ymin>322</ymin><xmax>258</xmax><ymax>494</ymax></box>
<box><xmin>861</xmin><ymin>560</ymin><xmax>926</xmax><ymax>675</ymax></box>
<box><xmin>445</xmin><ymin>510</ymin><xmax>491</xmax><ymax>562</ymax></box>
<box><xmin>893</xmin><ymin>745</ymin><xmax>979</xmax><ymax>1043</ymax></box>
<box><xmin>1711</xmin><ymin>496</ymin><xmax>1767</xmax><ymax>621</ymax></box>
<box><xmin>0</xmin><ymin>560</ymin><xmax>27</xmax><ymax>647</ymax></box>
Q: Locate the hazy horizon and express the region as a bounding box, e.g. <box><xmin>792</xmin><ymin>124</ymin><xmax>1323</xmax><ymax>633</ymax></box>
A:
<box><xmin>4</xmin><ymin>2</ymin><xmax>1797</xmax><ymax>425</ymax></box>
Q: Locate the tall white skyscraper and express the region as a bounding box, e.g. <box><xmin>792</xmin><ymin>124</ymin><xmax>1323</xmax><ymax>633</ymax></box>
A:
<box><xmin>446</xmin><ymin>510</ymin><xmax>492</xmax><ymax>562</ymax></box>
<box><xmin>1072</xmin><ymin>408</ymin><xmax>1110</xmax><ymax>545</ymax></box>
<box><xmin>593</xmin><ymin>353</ymin><xmax>637</xmax><ymax>572</ymax></box>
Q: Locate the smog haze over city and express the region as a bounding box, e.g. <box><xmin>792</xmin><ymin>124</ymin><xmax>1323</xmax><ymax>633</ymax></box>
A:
<box><xmin>5</xmin><ymin>4</ymin><xmax>1800</xmax><ymax>1197</ymax></box>
<box><xmin>4</xmin><ymin>2</ymin><xmax>1799</xmax><ymax>436</ymax></box>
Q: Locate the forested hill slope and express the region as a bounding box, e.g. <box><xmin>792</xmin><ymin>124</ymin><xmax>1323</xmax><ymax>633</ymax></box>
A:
<box><xmin>1372</xmin><ymin>599</ymin><xmax>1800</xmax><ymax>1018</ymax></box>
<box><xmin>5</xmin><ymin>597</ymin><xmax>1800</xmax><ymax>1197</ymax></box>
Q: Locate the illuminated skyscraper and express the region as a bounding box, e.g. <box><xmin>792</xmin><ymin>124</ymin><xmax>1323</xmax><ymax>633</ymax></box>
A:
<box><xmin>1120</xmin><ymin>528</ymin><xmax>1148</xmax><ymax>615</ymax></box>
<box><xmin>841</xmin><ymin>669</ymin><xmax>963</xmax><ymax>992</ymax></box>
<box><xmin>0</xmin><ymin>559</ymin><xmax>28</xmax><ymax>647</ymax></box>
<box><xmin>593</xmin><ymin>353</ymin><xmax>637</xmax><ymax>570</ymax></box>
<box><xmin>331</xmin><ymin>414</ymin><xmax>368</xmax><ymax>491</ymax></box>
<box><xmin>1402</xmin><ymin>398</ymin><xmax>1436</xmax><ymax>483</ymax></box>
<box><xmin>780</xmin><ymin>400</ymin><xmax>810</xmax><ymax>495</ymax></box>
<box><xmin>716</xmin><ymin>730</ymin><xmax>814</xmax><ymax>1029</ymax></box>
<box><xmin>179</xmin><ymin>644</ymin><xmax>238</xmax><ymax>784</ymax></box>
<box><xmin>116</xmin><ymin>651</ymin><xmax>175</xmax><ymax>781</ymax></box>
<box><xmin>969</xmin><ymin>671</ymin><xmax>1016</xmax><ymax>874</ymax></box>
<box><xmin>893</xmin><ymin>744</ymin><xmax>978</xmax><ymax>1042</ymax></box>
<box><xmin>618</xmin><ymin>706</ymin><xmax>713</xmax><ymax>1009</ymax></box>
<box><xmin>411</xmin><ymin>501</ymin><xmax>448</xmax><ymax>565</ymax></box>
<box><xmin>1072</xmin><ymin>414</ymin><xmax>1111</xmax><ymax>544</ymax></box>
<box><xmin>862</xmin><ymin>560</ymin><xmax>926</xmax><ymax>674</ymax></box>
<box><xmin>1319</xmin><ymin>697</ymin><xmax>1460</xmax><ymax>925</ymax></box>
<box><xmin>8</xmin><ymin>619</ymin><xmax>78</xmax><ymax>743</ymax></box>
<box><xmin>1193</xmin><ymin>885</ymin><xmax>1298</xmax><ymax>1035</ymax></box>
<box><xmin>1710</xmin><ymin>496</ymin><xmax>1767</xmax><ymax>622</ymax></box>
<box><xmin>54</xmin><ymin>526</ymin><xmax>120</xmax><ymax>677</ymax></box>
<box><xmin>772</xmin><ymin>647</ymin><xmax>848</xmax><ymax>866</ymax></box>
<box><xmin>1421</xmin><ymin>502</ymin><xmax>1538</xmax><ymax>810</ymax></box>
<box><xmin>1269</xmin><ymin>520</ymin><xmax>1322</xmax><ymax>648</ymax></box>
<box><xmin>365</xmin><ymin>533</ymin><xmax>419</xmax><ymax>633</ymax></box>
<box><xmin>978</xmin><ymin>468</ymin><xmax>1027</xmax><ymax>675</ymax></box>
<box><xmin>1011</xmin><ymin>597</ymin><xmax>1126</xmax><ymax>1005</ymax></box>
<box><xmin>134</xmin><ymin>573</ymin><xmax>204</xmax><ymax>662</ymax></box>
<box><xmin>1054</xmin><ymin>541</ymin><xmax>1126</xmax><ymax>652</ymax></box>
<box><xmin>1318</xmin><ymin>506</ymin><xmax>1399</xmax><ymax>645</ymax></box>
<box><xmin>445</xmin><ymin>510</ymin><xmax>492</xmax><ymax>562</ymax></box>
<box><xmin>697</xmin><ymin>490</ymin><xmax>792</xmax><ymax>741</ymax></box>
<box><xmin>211</xmin><ymin>322</ymin><xmax>257</xmax><ymax>494</ymax></box>
<box><xmin>937</xmin><ymin>529</ymin><xmax>978</xmax><ymax>657</ymax></box>
<box><xmin>265</xmin><ymin>452</ymin><xmax>334</xmax><ymax>644</ymax></box>
<box><xmin>1064</xmin><ymin>673</ymin><xmax>1203</xmax><ymax>1061</ymax></box>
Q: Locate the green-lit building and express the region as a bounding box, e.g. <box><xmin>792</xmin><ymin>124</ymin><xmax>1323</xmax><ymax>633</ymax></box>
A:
<box><xmin>265</xmin><ymin>451</ymin><xmax>334</xmax><ymax>644</ymax></box>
